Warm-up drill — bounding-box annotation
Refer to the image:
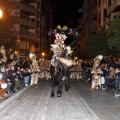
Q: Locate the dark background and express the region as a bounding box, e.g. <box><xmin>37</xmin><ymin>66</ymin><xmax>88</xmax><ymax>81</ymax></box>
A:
<box><xmin>50</xmin><ymin>0</ymin><xmax>83</xmax><ymax>28</ymax></box>
<box><xmin>50</xmin><ymin>0</ymin><xmax>83</xmax><ymax>45</ymax></box>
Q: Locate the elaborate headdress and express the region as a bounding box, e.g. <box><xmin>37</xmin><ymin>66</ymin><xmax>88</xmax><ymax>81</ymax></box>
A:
<box><xmin>54</xmin><ymin>33</ymin><xmax>67</xmax><ymax>45</ymax></box>
<box><xmin>54</xmin><ymin>25</ymin><xmax>67</xmax><ymax>45</ymax></box>
<box><xmin>51</xmin><ymin>25</ymin><xmax>68</xmax><ymax>50</ymax></box>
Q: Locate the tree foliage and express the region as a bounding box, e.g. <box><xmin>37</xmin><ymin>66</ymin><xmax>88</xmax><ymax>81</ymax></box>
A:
<box><xmin>84</xmin><ymin>27</ymin><xmax>108</xmax><ymax>58</ymax></box>
<box><xmin>77</xmin><ymin>18</ymin><xmax>120</xmax><ymax>59</ymax></box>
<box><xmin>106</xmin><ymin>17</ymin><xmax>120</xmax><ymax>51</ymax></box>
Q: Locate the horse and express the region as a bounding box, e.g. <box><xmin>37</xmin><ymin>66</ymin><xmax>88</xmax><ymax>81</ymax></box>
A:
<box><xmin>50</xmin><ymin>45</ymin><xmax>75</xmax><ymax>97</ymax></box>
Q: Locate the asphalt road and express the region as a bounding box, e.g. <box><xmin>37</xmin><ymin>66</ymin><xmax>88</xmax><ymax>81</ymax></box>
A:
<box><xmin>0</xmin><ymin>80</ymin><xmax>99</xmax><ymax>120</ymax></box>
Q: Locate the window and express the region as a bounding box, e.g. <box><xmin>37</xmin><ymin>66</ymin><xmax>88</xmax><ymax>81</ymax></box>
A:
<box><xmin>108</xmin><ymin>0</ymin><xmax>111</xmax><ymax>7</ymax></box>
<box><xmin>104</xmin><ymin>9</ymin><xmax>107</xmax><ymax>21</ymax></box>
<box><xmin>98</xmin><ymin>0</ymin><xmax>100</xmax><ymax>6</ymax></box>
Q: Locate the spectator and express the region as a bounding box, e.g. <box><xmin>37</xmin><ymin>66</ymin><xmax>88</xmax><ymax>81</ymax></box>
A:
<box><xmin>0</xmin><ymin>73</ymin><xmax>7</xmax><ymax>99</ymax></box>
<box><xmin>24</xmin><ymin>68</ymin><xmax>31</xmax><ymax>86</ymax></box>
<box><xmin>105</xmin><ymin>66</ymin><xmax>116</xmax><ymax>88</ymax></box>
<box><xmin>114</xmin><ymin>67</ymin><xmax>120</xmax><ymax>89</ymax></box>
<box><xmin>8</xmin><ymin>65</ymin><xmax>16</xmax><ymax>92</ymax></box>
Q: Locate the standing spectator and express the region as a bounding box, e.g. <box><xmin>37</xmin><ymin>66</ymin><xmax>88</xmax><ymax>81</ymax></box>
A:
<box><xmin>8</xmin><ymin>66</ymin><xmax>16</xmax><ymax>92</ymax></box>
<box><xmin>24</xmin><ymin>68</ymin><xmax>31</xmax><ymax>86</ymax></box>
<box><xmin>5</xmin><ymin>67</ymin><xmax>11</xmax><ymax>93</ymax></box>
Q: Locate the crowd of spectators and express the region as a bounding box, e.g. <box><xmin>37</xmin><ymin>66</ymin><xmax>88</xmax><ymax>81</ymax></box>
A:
<box><xmin>0</xmin><ymin>53</ymin><xmax>31</xmax><ymax>100</ymax></box>
<box><xmin>1</xmin><ymin>53</ymin><xmax>120</xmax><ymax>100</ymax></box>
<box><xmin>80</xmin><ymin>56</ymin><xmax>120</xmax><ymax>91</ymax></box>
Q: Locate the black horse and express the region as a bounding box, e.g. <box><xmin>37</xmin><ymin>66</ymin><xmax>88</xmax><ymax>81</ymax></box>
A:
<box><xmin>50</xmin><ymin>46</ymin><xmax>71</xmax><ymax>97</ymax></box>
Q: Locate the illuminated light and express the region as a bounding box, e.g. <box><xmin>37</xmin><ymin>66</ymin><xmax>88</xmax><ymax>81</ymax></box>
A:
<box><xmin>0</xmin><ymin>9</ymin><xmax>3</xmax><ymax>19</ymax></box>
<box><xmin>42</xmin><ymin>52</ymin><xmax>45</xmax><ymax>56</ymax></box>
<box><xmin>48</xmin><ymin>31</ymin><xmax>51</xmax><ymax>36</ymax></box>
<box><xmin>16</xmin><ymin>36</ymin><xmax>21</xmax><ymax>46</ymax></box>
<box><xmin>15</xmin><ymin>51</ymin><xmax>18</xmax><ymax>54</ymax></box>
<box><xmin>75</xmin><ymin>31</ymin><xmax>78</xmax><ymax>35</ymax></box>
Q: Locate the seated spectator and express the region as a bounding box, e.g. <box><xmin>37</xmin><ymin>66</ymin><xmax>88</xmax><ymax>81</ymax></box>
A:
<box><xmin>105</xmin><ymin>66</ymin><xmax>116</xmax><ymax>88</ymax></box>
<box><xmin>114</xmin><ymin>67</ymin><xmax>120</xmax><ymax>89</ymax></box>
<box><xmin>6</xmin><ymin>78</ymin><xmax>11</xmax><ymax>94</ymax></box>
<box><xmin>16</xmin><ymin>70</ymin><xmax>24</xmax><ymax>88</ymax></box>
<box><xmin>1</xmin><ymin>66</ymin><xmax>12</xmax><ymax>94</ymax></box>
<box><xmin>14</xmin><ymin>77</ymin><xmax>20</xmax><ymax>91</ymax></box>
<box><xmin>0</xmin><ymin>73</ymin><xmax>7</xmax><ymax>99</ymax></box>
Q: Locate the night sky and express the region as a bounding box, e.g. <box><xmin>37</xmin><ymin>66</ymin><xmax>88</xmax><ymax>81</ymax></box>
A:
<box><xmin>49</xmin><ymin>0</ymin><xmax>83</xmax><ymax>45</ymax></box>
<box><xmin>50</xmin><ymin>0</ymin><xmax>83</xmax><ymax>28</ymax></box>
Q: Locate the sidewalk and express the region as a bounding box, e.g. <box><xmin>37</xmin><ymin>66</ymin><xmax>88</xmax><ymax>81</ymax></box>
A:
<box><xmin>0</xmin><ymin>86</ymin><xmax>30</xmax><ymax>112</ymax></box>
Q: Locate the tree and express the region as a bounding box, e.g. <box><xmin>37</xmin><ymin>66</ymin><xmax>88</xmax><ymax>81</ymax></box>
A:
<box><xmin>84</xmin><ymin>27</ymin><xmax>108</xmax><ymax>58</ymax></box>
<box><xmin>76</xmin><ymin>48</ymin><xmax>88</xmax><ymax>60</ymax></box>
<box><xmin>106</xmin><ymin>17</ymin><xmax>120</xmax><ymax>51</ymax></box>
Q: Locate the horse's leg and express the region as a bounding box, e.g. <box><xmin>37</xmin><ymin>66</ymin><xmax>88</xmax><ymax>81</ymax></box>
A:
<box><xmin>57</xmin><ymin>73</ymin><xmax>62</xmax><ymax>97</ymax></box>
<box><xmin>65</xmin><ymin>71</ymin><xmax>70</xmax><ymax>91</ymax></box>
<box><xmin>65</xmin><ymin>76</ymin><xmax>70</xmax><ymax>91</ymax></box>
<box><xmin>51</xmin><ymin>75</ymin><xmax>55</xmax><ymax>98</ymax></box>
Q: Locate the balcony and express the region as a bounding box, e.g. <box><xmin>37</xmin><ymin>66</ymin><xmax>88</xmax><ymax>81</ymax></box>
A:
<box><xmin>107</xmin><ymin>0</ymin><xmax>120</xmax><ymax>16</ymax></box>
<box><xmin>15</xmin><ymin>1</ymin><xmax>36</xmax><ymax>14</ymax></box>
<box><xmin>18</xmin><ymin>18</ymin><xmax>36</xmax><ymax>28</ymax></box>
<box><xmin>19</xmin><ymin>30</ymin><xmax>37</xmax><ymax>41</ymax></box>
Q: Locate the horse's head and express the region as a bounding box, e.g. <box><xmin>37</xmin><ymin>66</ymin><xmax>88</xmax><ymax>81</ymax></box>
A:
<box><xmin>65</xmin><ymin>46</ymin><xmax>73</xmax><ymax>55</ymax></box>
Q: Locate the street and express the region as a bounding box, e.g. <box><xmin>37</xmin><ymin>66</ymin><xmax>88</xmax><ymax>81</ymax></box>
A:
<box><xmin>0</xmin><ymin>79</ymin><xmax>120</xmax><ymax>120</ymax></box>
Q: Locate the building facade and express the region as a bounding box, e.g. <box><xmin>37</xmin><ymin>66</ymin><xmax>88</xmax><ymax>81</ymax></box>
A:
<box><xmin>76</xmin><ymin>0</ymin><xmax>120</xmax><ymax>53</ymax></box>
<box><xmin>75</xmin><ymin>0</ymin><xmax>97</xmax><ymax>54</ymax></box>
<box><xmin>1</xmin><ymin>0</ymin><xmax>53</xmax><ymax>59</ymax></box>
<box><xmin>9</xmin><ymin>0</ymin><xmax>38</xmax><ymax>59</ymax></box>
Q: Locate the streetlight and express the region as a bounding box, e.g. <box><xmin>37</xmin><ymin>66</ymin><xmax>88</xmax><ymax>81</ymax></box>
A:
<box><xmin>0</xmin><ymin>9</ymin><xmax>3</xmax><ymax>19</ymax></box>
<box><xmin>16</xmin><ymin>36</ymin><xmax>21</xmax><ymax>46</ymax></box>
<box><xmin>42</xmin><ymin>52</ymin><xmax>45</xmax><ymax>59</ymax></box>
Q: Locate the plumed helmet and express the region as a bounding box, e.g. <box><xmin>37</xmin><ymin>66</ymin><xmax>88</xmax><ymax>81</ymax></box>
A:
<box><xmin>97</xmin><ymin>55</ymin><xmax>103</xmax><ymax>60</ymax></box>
<box><xmin>29</xmin><ymin>53</ymin><xmax>35</xmax><ymax>59</ymax></box>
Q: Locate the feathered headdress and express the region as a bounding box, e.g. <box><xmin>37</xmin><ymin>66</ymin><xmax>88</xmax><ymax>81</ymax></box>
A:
<box><xmin>54</xmin><ymin>25</ymin><xmax>68</xmax><ymax>45</ymax></box>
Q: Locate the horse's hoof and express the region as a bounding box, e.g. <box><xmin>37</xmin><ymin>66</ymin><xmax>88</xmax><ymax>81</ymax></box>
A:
<box><xmin>65</xmin><ymin>88</ymin><xmax>69</xmax><ymax>91</ymax></box>
<box><xmin>57</xmin><ymin>93</ymin><xmax>61</xmax><ymax>97</ymax></box>
<box><xmin>51</xmin><ymin>93</ymin><xmax>55</xmax><ymax>98</ymax></box>
<box><xmin>51</xmin><ymin>95</ymin><xmax>55</xmax><ymax>98</ymax></box>
<box><xmin>57</xmin><ymin>94</ymin><xmax>61</xmax><ymax>97</ymax></box>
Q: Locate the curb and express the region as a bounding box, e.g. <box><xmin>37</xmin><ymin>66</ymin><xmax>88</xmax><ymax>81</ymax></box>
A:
<box><xmin>0</xmin><ymin>87</ymin><xmax>29</xmax><ymax>112</ymax></box>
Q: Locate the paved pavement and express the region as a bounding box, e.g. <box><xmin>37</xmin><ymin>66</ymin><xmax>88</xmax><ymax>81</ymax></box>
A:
<box><xmin>72</xmin><ymin>80</ymin><xmax>120</xmax><ymax>120</ymax></box>
<box><xmin>1</xmin><ymin>79</ymin><xmax>120</xmax><ymax>120</ymax></box>
<box><xmin>0</xmin><ymin>80</ymin><xmax>99</xmax><ymax>120</ymax></box>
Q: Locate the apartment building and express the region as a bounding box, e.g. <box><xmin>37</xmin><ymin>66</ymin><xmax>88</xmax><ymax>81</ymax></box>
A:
<box><xmin>97</xmin><ymin>0</ymin><xmax>120</xmax><ymax>26</ymax></box>
<box><xmin>40</xmin><ymin>0</ymin><xmax>53</xmax><ymax>56</ymax></box>
<box><xmin>75</xmin><ymin>0</ymin><xmax>97</xmax><ymax>53</ymax></box>
<box><xmin>107</xmin><ymin>0</ymin><xmax>120</xmax><ymax>20</ymax></box>
<box><xmin>77</xmin><ymin>0</ymin><xmax>120</xmax><ymax>53</ymax></box>
<box><xmin>3</xmin><ymin>0</ymin><xmax>52</xmax><ymax>59</ymax></box>
<box><xmin>9</xmin><ymin>0</ymin><xmax>38</xmax><ymax>58</ymax></box>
